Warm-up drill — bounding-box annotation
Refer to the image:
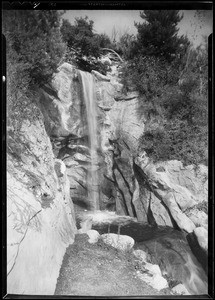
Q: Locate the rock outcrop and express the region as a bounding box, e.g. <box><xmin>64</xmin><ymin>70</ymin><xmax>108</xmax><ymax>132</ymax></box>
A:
<box><xmin>36</xmin><ymin>60</ymin><xmax>207</xmax><ymax>260</ymax></box>
<box><xmin>101</xmin><ymin>233</ymin><xmax>135</xmax><ymax>251</ymax></box>
<box><xmin>7</xmin><ymin>111</ymin><xmax>77</xmax><ymax>295</ymax></box>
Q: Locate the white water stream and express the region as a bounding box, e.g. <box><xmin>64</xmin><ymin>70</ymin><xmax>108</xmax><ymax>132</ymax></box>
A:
<box><xmin>78</xmin><ymin>70</ymin><xmax>99</xmax><ymax>210</ymax></box>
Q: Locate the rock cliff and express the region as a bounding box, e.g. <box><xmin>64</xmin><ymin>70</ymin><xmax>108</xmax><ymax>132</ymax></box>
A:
<box><xmin>40</xmin><ymin>62</ymin><xmax>207</xmax><ymax>251</ymax></box>
<box><xmin>7</xmin><ymin>106</ymin><xmax>77</xmax><ymax>295</ymax></box>
<box><xmin>7</xmin><ymin>59</ymin><xmax>208</xmax><ymax>294</ymax></box>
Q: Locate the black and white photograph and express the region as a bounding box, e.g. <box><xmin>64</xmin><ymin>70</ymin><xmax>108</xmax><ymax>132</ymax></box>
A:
<box><xmin>2</xmin><ymin>1</ymin><xmax>213</xmax><ymax>298</ymax></box>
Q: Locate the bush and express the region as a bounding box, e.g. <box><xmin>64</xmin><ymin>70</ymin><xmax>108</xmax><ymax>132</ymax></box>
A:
<box><xmin>3</xmin><ymin>10</ymin><xmax>66</xmax><ymax>136</ymax></box>
<box><xmin>134</xmin><ymin>51</ymin><xmax>208</xmax><ymax>166</ymax></box>
<box><xmin>3</xmin><ymin>10</ymin><xmax>66</xmax><ymax>87</ymax></box>
<box><xmin>120</xmin><ymin>55</ymin><xmax>179</xmax><ymax>97</ymax></box>
<box><xmin>61</xmin><ymin>16</ymin><xmax>114</xmax><ymax>60</ymax></box>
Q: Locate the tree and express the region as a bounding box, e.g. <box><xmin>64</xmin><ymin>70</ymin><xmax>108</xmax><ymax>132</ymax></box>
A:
<box><xmin>116</xmin><ymin>32</ymin><xmax>137</xmax><ymax>59</ymax></box>
<box><xmin>2</xmin><ymin>10</ymin><xmax>66</xmax><ymax>87</ymax></box>
<box><xmin>135</xmin><ymin>10</ymin><xmax>186</xmax><ymax>61</ymax></box>
<box><xmin>60</xmin><ymin>16</ymin><xmax>100</xmax><ymax>58</ymax></box>
<box><xmin>2</xmin><ymin>10</ymin><xmax>66</xmax><ymax>132</ymax></box>
<box><xmin>94</xmin><ymin>33</ymin><xmax>112</xmax><ymax>49</ymax></box>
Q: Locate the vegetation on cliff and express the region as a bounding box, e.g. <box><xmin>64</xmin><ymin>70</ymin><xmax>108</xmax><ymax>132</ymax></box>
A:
<box><xmin>3</xmin><ymin>9</ymin><xmax>208</xmax><ymax>167</ymax></box>
<box><xmin>119</xmin><ymin>10</ymin><xmax>208</xmax><ymax>166</ymax></box>
<box><xmin>60</xmin><ymin>16</ymin><xmax>113</xmax><ymax>74</ymax></box>
<box><xmin>3</xmin><ymin>10</ymin><xmax>66</xmax><ymax>132</ymax></box>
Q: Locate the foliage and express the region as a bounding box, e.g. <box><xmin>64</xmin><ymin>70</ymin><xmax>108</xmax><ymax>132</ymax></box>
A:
<box><xmin>115</xmin><ymin>32</ymin><xmax>137</xmax><ymax>60</ymax></box>
<box><xmin>137</xmin><ymin>58</ymin><xmax>208</xmax><ymax>166</ymax></box>
<box><xmin>61</xmin><ymin>16</ymin><xmax>113</xmax><ymax>59</ymax></box>
<box><xmin>120</xmin><ymin>51</ymin><xmax>208</xmax><ymax>166</ymax></box>
<box><xmin>118</xmin><ymin>9</ymin><xmax>208</xmax><ymax>167</ymax></box>
<box><xmin>60</xmin><ymin>16</ymin><xmax>115</xmax><ymax>74</ymax></box>
<box><xmin>63</xmin><ymin>48</ymin><xmax>110</xmax><ymax>75</ymax></box>
<box><xmin>3</xmin><ymin>10</ymin><xmax>66</xmax><ymax>87</ymax></box>
<box><xmin>2</xmin><ymin>10</ymin><xmax>66</xmax><ymax>135</ymax></box>
<box><xmin>121</xmin><ymin>55</ymin><xmax>179</xmax><ymax>97</ymax></box>
<box><xmin>135</xmin><ymin>10</ymin><xmax>187</xmax><ymax>61</ymax></box>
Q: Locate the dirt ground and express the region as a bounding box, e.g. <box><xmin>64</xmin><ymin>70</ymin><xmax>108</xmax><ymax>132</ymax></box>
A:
<box><xmin>54</xmin><ymin>233</ymin><xmax>173</xmax><ymax>297</ymax></box>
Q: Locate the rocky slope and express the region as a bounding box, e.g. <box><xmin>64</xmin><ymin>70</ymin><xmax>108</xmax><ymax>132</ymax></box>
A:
<box><xmin>7</xmin><ymin>107</ymin><xmax>77</xmax><ymax>295</ymax></box>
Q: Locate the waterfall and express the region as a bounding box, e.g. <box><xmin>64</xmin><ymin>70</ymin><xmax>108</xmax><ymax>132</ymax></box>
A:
<box><xmin>78</xmin><ymin>70</ymin><xmax>99</xmax><ymax>210</ymax></box>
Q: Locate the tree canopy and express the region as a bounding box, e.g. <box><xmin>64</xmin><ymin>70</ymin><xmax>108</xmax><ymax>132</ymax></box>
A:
<box><xmin>135</xmin><ymin>10</ymin><xmax>186</xmax><ymax>61</ymax></box>
<box><xmin>3</xmin><ymin>10</ymin><xmax>66</xmax><ymax>87</ymax></box>
<box><xmin>60</xmin><ymin>16</ymin><xmax>112</xmax><ymax>58</ymax></box>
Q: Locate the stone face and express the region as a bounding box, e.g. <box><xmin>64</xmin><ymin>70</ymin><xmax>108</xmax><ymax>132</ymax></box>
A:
<box><xmin>186</xmin><ymin>209</ymin><xmax>208</xmax><ymax>229</ymax></box>
<box><xmin>54</xmin><ymin>159</ymin><xmax>67</xmax><ymax>177</ymax></box>
<box><xmin>86</xmin><ymin>229</ymin><xmax>100</xmax><ymax>244</ymax></box>
<box><xmin>39</xmin><ymin>62</ymin><xmax>87</xmax><ymax>138</ymax></box>
<box><xmin>172</xmin><ymin>284</ymin><xmax>191</xmax><ymax>295</ymax></box>
<box><xmin>108</xmin><ymin>98</ymin><xmax>145</xmax><ymax>152</ymax></box>
<box><xmin>37</xmin><ymin>61</ymin><xmax>208</xmax><ymax>240</ymax></box>
<box><xmin>193</xmin><ymin>227</ymin><xmax>208</xmax><ymax>252</ymax></box>
<box><xmin>7</xmin><ymin>117</ymin><xmax>77</xmax><ymax>295</ymax></box>
<box><xmin>133</xmin><ymin>153</ymin><xmax>206</xmax><ymax>233</ymax></box>
<box><xmin>101</xmin><ymin>233</ymin><xmax>135</xmax><ymax>251</ymax></box>
<box><xmin>133</xmin><ymin>250</ymin><xmax>149</xmax><ymax>262</ymax></box>
<box><xmin>91</xmin><ymin>70</ymin><xmax>111</xmax><ymax>82</ymax></box>
<box><xmin>136</xmin><ymin>264</ymin><xmax>169</xmax><ymax>291</ymax></box>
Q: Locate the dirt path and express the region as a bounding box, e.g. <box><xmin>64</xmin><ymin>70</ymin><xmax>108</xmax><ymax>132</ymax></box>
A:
<box><xmin>55</xmin><ymin>233</ymin><xmax>173</xmax><ymax>297</ymax></box>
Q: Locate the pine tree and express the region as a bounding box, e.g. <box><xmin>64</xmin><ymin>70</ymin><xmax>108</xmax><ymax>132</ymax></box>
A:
<box><xmin>135</xmin><ymin>10</ymin><xmax>184</xmax><ymax>61</ymax></box>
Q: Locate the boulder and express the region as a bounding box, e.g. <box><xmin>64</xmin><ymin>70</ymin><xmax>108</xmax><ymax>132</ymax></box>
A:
<box><xmin>172</xmin><ymin>284</ymin><xmax>190</xmax><ymax>295</ymax></box>
<box><xmin>133</xmin><ymin>249</ymin><xmax>148</xmax><ymax>262</ymax></box>
<box><xmin>101</xmin><ymin>233</ymin><xmax>134</xmax><ymax>251</ymax></box>
<box><xmin>144</xmin><ymin>262</ymin><xmax>162</xmax><ymax>276</ymax></box>
<box><xmin>186</xmin><ymin>209</ymin><xmax>208</xmax><ymax>229</ymax></box>
<box><xmin>54</xmin><ymin>159</ymin><xmax>66</xmax><ymax>178</ymax></box>
<box><xmin>100</xmin><ymin>56</ymin><xmax>112</xmax><ymax>66</ymax></box>
<box><xmin>86</xmin><ymin>229</ymin><xmax>100</xmax><ymax>244</ymax></box>
<box><xmin>134</xmin><ymin>153</ymin><xmax>201</xmax><ymax>233</ymax></box>
<box><xmin>193</xmin><ymin>227</ymin><xmax>208</xmax><ymax>252</ymax></box>
<box><xmin>136</xmin><ymin>266</ymin><xmax>168</xmax><ymax>291</ymax></box>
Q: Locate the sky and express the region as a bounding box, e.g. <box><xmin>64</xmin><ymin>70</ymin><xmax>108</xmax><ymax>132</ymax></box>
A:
<box><xmin>63</xmin><ymin>10</ymin><xmax>213</xmax><ymax>48</ymax></box>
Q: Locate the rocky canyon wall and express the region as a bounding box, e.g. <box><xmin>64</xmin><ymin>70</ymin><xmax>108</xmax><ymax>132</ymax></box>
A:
<box><xmin>7</xmin><ymin>106</ymin><xmax>77</xmax><ymax>295</ymax></box>
<box><xmin>7</xmin><ymin>60</ymin><xmax>208</xmax><ymax>295</ymax></box>
<box><xmin>37</xmin><ymin>62</ymin><xmax>208</xmax><ymax>257</ymax></box>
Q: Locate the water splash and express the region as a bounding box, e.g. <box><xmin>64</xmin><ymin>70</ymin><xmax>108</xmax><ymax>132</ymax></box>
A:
<box><xmin>78</xmin><ymin>70</ymin><xmax>99</xmax><ymax>210</ymax></box>
<box><xmin>184</xmin><ymin>253</ymin><xmax>208</xmax><ymax>295</ymax></box>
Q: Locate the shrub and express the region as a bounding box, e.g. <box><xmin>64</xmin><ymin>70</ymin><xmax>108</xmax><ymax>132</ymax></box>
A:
<box><xmin>3</xmin><ymin>10</ymin><xmax>66</xmax><ymax>139</ymax></box>
<box><xmin>120</xmin><ymin>55</ymin><xmax>179</xmax><ymax>97</ymax></box>
<box><xmin>3</xmin><ymin>10</ymin><xmax>66</xmax><ymax>87</ymax></box>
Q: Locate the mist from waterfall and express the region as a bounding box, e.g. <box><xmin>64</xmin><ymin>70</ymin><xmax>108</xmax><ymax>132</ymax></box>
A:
<box><xmin>78</xmin><ymin>70</ymin><xmax>99</xmax><ymax>210</ymax></box>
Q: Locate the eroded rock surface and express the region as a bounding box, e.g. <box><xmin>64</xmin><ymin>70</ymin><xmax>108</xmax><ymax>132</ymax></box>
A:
<box><xmin>7</xmin><ymin>115</ymin><xmax>77</xmax><ymax>295</ymax></box>
<box><xmin>36</xmin><ymin>61</ymin><xmax>208</xmax><ymax>262</ymax></box>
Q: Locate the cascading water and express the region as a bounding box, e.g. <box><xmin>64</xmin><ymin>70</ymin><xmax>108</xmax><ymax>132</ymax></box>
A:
<box><xmin>78</xmin><ymin>70</ymin><xmax>99</xmax><ymax>210</ymax></box>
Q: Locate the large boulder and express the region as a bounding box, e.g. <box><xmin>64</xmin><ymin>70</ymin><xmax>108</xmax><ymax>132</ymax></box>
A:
<box><xmin>133</xmin><ymin>152</ymin><xmax>208</xmax><ymax>233</ymax></box>
<box><xmin>136</xmin><ymin>263</ymin><xmax>169</xmax><ymax>291</ymax></box>
<box><xmin>172</xmin><ymin>284</ymin><xmax>190</xmax><ymax>295</ymax></box>
<box><xmin>101</xmin><ymin>233</ymin><xmax>135</xmax><ymax>251</ymax></box>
